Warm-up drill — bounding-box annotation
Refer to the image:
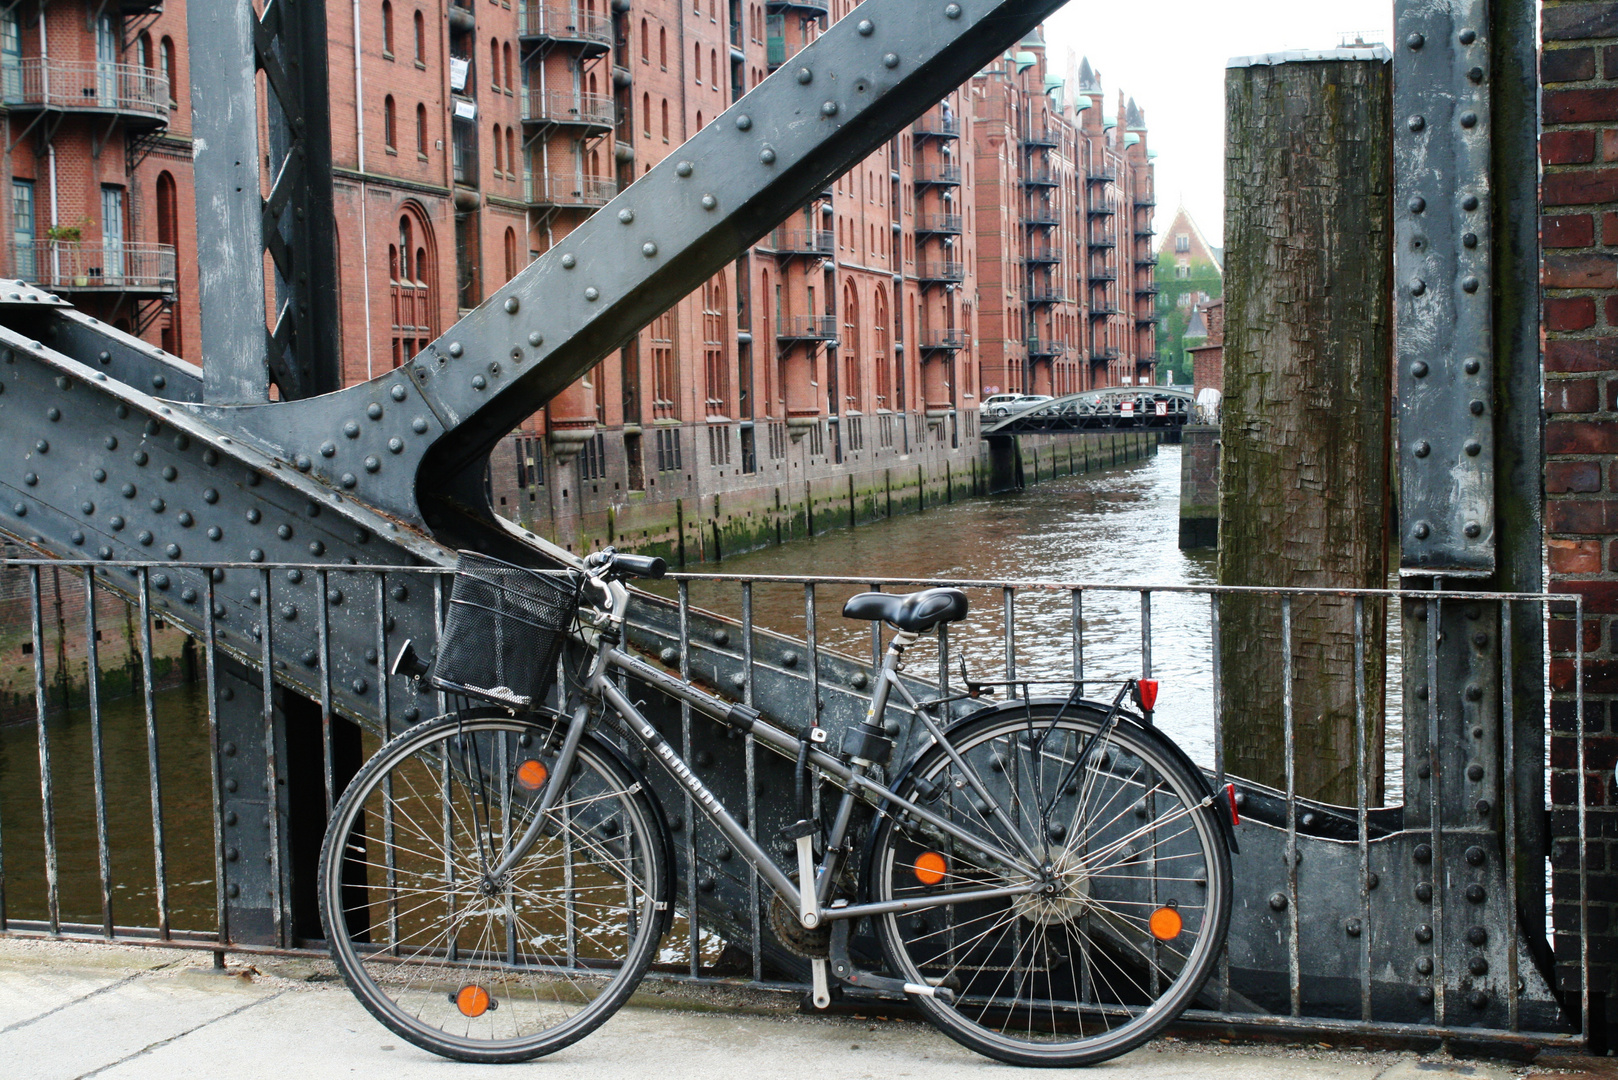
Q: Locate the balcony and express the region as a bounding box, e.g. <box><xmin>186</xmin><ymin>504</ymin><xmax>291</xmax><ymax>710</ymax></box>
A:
<box><xmin>1024</xmin><ymin>124</ymin><xmax>1060</xmax><ymax>148</ymax></box>
<box><xmin>517</xmin><ymin>3</ymin><xmax>612</xmax><ymax>52</ymax></box>
<box><xmin>776</xmin><ymin>314</ymin><xmax>838</xmax><ymax>342</ymax></box>
<box><xmin>769</xmin><ymin>227</ymin><xmax>834</xmax><ymax>257</ymax></box>
<box><xmin>1089</xmin><ymin>233</ymin><xmax>1117</xmax><ymax>249</ymax></box>
<box><xmin>522</xmin><ymin>89</ymin><xmax>615</xmax><ymax>131</ymax></box>
<box><xmin>1088</xmin><ymin>267</ymin><xmax>1117</xmax><ymax>283</ymax></box>
<box><xmin>526</xmin><ymin>173</ymin><xmax>618</xmax><ymax>209</ymax></box>
<box><xmin>1027</xmin><ymin>286</ymin><xmax>1065</xmax><ymax>306</ymax></box>
<box><xmin>1027</xmin><ymin>339</ymin><xmax>1068</xmax><ymax>359</ymax></box>
<box><xmin>1091</xmin><ymin>347</ymin><xmax>1120</xmax><ymax>363</ymax></box>
<box><xmin>919</xmin><ymin>328</ymin><xmax>967</xmax><ymax>351</ymax></box>
<box><xmin>1089</xmin><ymin>305</ymin><xmax>1121</xmax><ymax>320</ymax></box>
<box><xmin>1022</xmin><ymin>168</ymin><xmax>1058</xmax><ymax>188</ymax></box>
<box><xmin>913</xmin><ymin>114</ymin><xmax>960</xmax><ymax>139</ymax></box>
<box><xmin>1024</xmin><ymin>207</ymin><xmax>1060</xmax><ymax>227</ymax></box>
<box><xmin>1136</xmin><ymin>283</ymin><xmax>1160</xmax><ymax>297</ymax></box>
<box><xmin>13</xmin><ymin>240</ymin><xmax>176</xmax><ymax>295</ymax></box>
<box><xmin>1135</xmin><ymin>196</ymin><xmax>1158</xmax><ymax>208</ymax></box>
<box><xmin>1134</xmin><ymin>227</ymin><xmax>1155</xmax><ymax>239</ymax></box>
<box><xmin>1137</xmin><ymin>313</ymin><xmax>1160</xmax><ymax>327</ymax></box>
<box><xmin>1087</xmin><ymin>203</ymin><xmax>1116</xmax><ymax>217</ymax></box>
<box><xmin>2</xmin><ymin>60</ymin><xmax>169</xmax><ymax>126</ymax></box>
<box><xmin>916</xmin><ymin>260</ymin><xmax>965</xmax><ymax>284</ymax></box>
<box><xmin>913</xmin><ymin>162</ymin><xmax>962</xmax><ymax>187</ymax></box>
<box><xmin>1085</xmin><ymin>169</ymin><xmax>1115</xmax><ymax>185</ymax></box>
<box><xmin>1025</xmin><ymin>244</ymin><xmax>1061</xmax><ymax>265</ymax></box>
<box><xmin>1135</xmin><ymin>255</ymin><xmax>1158</xmax><ymax>267</ymax></box>
<box><xmin>767</xmin><ymin>0</ymin><xmax>829</xmax><ymax>11</ymax></box>
<box><xmin>915</xmin><ymin>213</ymin><xmax>963</xmax><ymax>235</ymax></box>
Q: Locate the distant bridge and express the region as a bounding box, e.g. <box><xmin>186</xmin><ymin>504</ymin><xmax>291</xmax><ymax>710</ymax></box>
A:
<box><xmin>981</xmin><ymin>386</ymin><xmax>1195</xmax><ymax>434</ymax></box>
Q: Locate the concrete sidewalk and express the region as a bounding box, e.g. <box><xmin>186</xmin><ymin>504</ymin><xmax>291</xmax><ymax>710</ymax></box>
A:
<box><xmin>0</xmin><ymin>939</ymin><xmax>1600</xmax><ymax>1080</ymax></box>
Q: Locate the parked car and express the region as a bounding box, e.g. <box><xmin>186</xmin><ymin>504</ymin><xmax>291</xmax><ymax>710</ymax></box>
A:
<box><xmin>980</xmin><ymin>393</ymin><xmax>1054</xmax><ymax>418</ymax></box>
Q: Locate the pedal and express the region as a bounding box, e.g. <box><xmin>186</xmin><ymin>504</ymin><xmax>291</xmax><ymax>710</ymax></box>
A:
<box><xmin>827</xmin><ymin>908</ymin><xmax>955</xmax><ymax>1004</ymax></box>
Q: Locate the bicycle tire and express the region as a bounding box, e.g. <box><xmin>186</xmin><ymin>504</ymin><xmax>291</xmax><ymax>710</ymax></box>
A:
<box><xmin>318</xmin><ymin>710</ymin><xmax>669</xmax><ymax>1063</ymax></box>
<box><xmin>867</xmin><ymin>701</ymin><xmax>1231</xmax><ymax>1066</ymax></box>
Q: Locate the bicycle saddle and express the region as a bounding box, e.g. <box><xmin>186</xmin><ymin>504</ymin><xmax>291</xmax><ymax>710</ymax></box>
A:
<box><xmin>842</xmin><ymin>588</ymin><xmax>969</xmax><ymax>633</ymax></box>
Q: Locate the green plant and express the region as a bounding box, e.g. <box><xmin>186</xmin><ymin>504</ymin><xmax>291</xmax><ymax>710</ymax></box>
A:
<box><xmin>44</xmin><ymin>224</ymin><xmax>80</xmax><ymax>242</ymax></box>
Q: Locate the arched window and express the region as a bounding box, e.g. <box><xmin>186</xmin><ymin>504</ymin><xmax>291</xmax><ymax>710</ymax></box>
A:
<box><xmin>156</xmin><ymin>172</ymin><xmax>181</xmax><ymax>356</ymax></box>
<box><xmin>506</xmin><ymin>128</ymin><xmax>516</xmax><ymax>180</ymax></box>
<box><xmin>490</xmin><ymin>38</ymin><xmax>500</xmax><ymax>88</ymax></box>
<box><xmin>381</xmin><ymin>1</ymin><xmax>394</xmax><ymax>54</ymax></box>
<box><xmin>504</xmin><ymin>227</ymin><xmax>518</xmax><ymax>281</ymax></box>
<box><xmin>492</xmin><ymin>123</ymin><xmax>503</xmax><ymax>173</ymax></box>
<box><xmin>383</xmin><ymin>95</ymin><xmax>396</xmax><ymax>149</ymax></box>
<box><xmin>137</xmin><ymin>32</ymin><xmax>152</xmax><ymax>69</ymax></box>
<box><xmin>873</xmin><ymin>286</ymin><xmax>889</xmax><ymax>409</ymax></box>
<box><xmin>413</xmin><ymin>10</ymin><xmax>425</xmax><ymax>62</ymax></box>
<box><xmin>160</xmin><ymin>37</ymin><xmax>176</xmax><ymax>107</ymax></box>
<box><xmin>710</xmin><ymin>49</ymin><xmax>718</xmax><ymax>90</ymax></box>
<box><xmin>390</xmin><ymin>206</ymin><xmax>438</xmax><ymax>368</ymax></box>
<box><xmin>659</xmin><ymin>26</ymin><xmax>667</xmax><ymax>69</ymax></box>
<box><xmin>503</xmin><ymin>43</ymin><xmax>513</xmax><ymax>91</ymax></box>
<box><xmin>640</xmin><ymin>18</ymin><xmax>649</xmax><ymax>62</ymax></box>
<box><xmin>642</xmin><ymin>91</ymin><xmax>651</xmax><ymax>136</ymax></box>
<box><xmin>693</xmin><ymin>0</ymin><xmax>700</xmax><ymax>15</ymax></box>
<box><xmin>760</xmin><ymin>267</ymin><xmax>773</xmax><ymax>411</ymax></box>
<box><xmin>694</xmin><ymin>42</ymin><xmax>702</xmax><ymax>83</ymax></box>
<box><xmin>702</xmin><ymin>274</ymin><xmax>729</xmax><ymax>415</ymax></box>
<box><xmin>842</xmin><ymin>282</ymin><xmax>862</xmax><ymax>412</ymax></box>
<box><xmin>661</xmin><ymin>98</ymin><xmax>669</xmax><ymax>141</ymax></box>
<box><xmin>416</xmin><ymin>102</ymin><xmax>428</xmax><ymax>156</ymax></box>
<box><xmin>696</xmin><ymin>110</ymin><xmax>702</xmax><ymax>130</ymax></box>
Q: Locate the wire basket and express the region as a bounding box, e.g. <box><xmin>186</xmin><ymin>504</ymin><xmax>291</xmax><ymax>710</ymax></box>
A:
<box><xmin>432</xmin><ymin>551</ymin><xmax>583</xmax><ymax>708</ymax></box>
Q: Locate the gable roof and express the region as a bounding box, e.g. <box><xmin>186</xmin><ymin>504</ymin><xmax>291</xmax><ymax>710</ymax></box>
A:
<box><xmin>1156</xmin><ymin>203</ymin><xmax>1223</xmax><ymax>271</ymax></box>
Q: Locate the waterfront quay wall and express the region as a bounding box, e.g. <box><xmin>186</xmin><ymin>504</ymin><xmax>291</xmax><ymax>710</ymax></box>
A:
<box><xmin>0</xmin><ymin>428</ymin><xmax>1156</xmax><ymax>720</ymax></box>
<box><xmin>490</xmin><ymin>421</ymin><xmax>1159</xmax><ymax>566</ymax></box>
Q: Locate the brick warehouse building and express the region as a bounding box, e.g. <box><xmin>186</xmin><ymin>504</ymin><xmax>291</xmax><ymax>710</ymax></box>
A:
<box><xmin>0</xmin><ymin>1</ymin><xmax>1152</xmax><ymax>559</ymax></box>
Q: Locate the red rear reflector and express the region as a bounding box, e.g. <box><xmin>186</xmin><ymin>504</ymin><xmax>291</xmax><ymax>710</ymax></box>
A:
<box><xmin>1225</xmin><ymin>783</ymin><xmax>1240</xmax><ymax>826</ymax></box>
<box><xmin>1137</xmin><ymin>679</ymin><xmax>1159</xmax><ymax>711</ymax></box>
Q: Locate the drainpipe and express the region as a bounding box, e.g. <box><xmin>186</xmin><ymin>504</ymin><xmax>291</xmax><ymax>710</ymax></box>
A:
<box><xmin>353</xmin><ymin>0</ymin><xmax>374</xmax><ymax>380</ymax></box>
<box><xmin>42</xmin><ymin>11</ymin><xmax>57</xmax><ymax>284</ymax></box>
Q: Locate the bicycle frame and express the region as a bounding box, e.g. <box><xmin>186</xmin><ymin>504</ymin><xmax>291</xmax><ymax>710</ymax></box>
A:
<box><xmin>487</xmin><ymin>573</ymin><xmax>1044</xmax><ymax>928</ymax></box>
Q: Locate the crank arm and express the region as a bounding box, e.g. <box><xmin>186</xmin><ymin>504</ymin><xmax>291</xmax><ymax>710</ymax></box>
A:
<box><xmin>827</xmin><ymin>907</ymin><xmax>955</xmax><ymax>1004</ymax></box>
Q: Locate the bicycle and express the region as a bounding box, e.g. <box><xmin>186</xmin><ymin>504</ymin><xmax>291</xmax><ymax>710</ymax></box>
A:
<box><xmin>318</xmin><ymin>549</ymin><xmax>1237</xmax><ymax>1066</ymax></box>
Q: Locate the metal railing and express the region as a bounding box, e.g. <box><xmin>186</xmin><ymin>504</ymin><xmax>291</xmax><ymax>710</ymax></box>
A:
<box><xmin>11</xmin><ymin>241</ymin><xmax>177</xmax><ymax>293</ymax></box>
<box><xmin>0</xmin><ymin>552</ymin><xmax>1583</xmax><ymax>1047</ymax></box>
<box><xmin>1023</xmin><ymin>168</ymin><xmax>1059</xmax><ymax>187</ymax></box>
<box><xmin>2</xmin><ymin>59</ymin><xmax>170</xmax><ymax>119</ymax></box>
<box><xmin>912</xmin><ymin>162</ymin><xmax>961</xmax><ymax>185</ymax></box>
<box><xmin>915</xmin><ymin>260</ymin><xmax>964</xmax><ymax>283</ymax></box>
<box><xmin>774</xmin><ymin>314</ymin><xmax>838</xmax><ymax>340</ymax></box>
<box><xmin>522</xmin><ymin>88</ymin><xmax>615</xmax><ymax>128</ymax></box>
<box><xmin>1025</xmin><ymin>123</ymin><xmax>1061</xmax><ymax>147</ymax></box>
<box><xmin>918</xmin><ymin>328</ymin><xmax>967</xmax><ymax>350</ymax></box>
<box><xmin>526</xmin><ymin>173</ymin><xmax>618</xmax><ymax>208</ymax></box>
<box><xmin>516</xmin><ymin>3</ymin><xmax>613</xmax><ymax>46</ymax></box>
<box><xmin>768</xmin><ymin>228</ymin><xmax>834</xmax><ymax>256</ymax></box>
<box><xmin>912</xmin><ymin>114</ymin><xmax>960</xmax><ymax>138</ymax></box>
<box><xmin>1026</xmin><ymin>337</ymin><xmax>1067</xmax><ymax>357</ymax></box>
<box><xmin>1025</xmin><ymin>244</ymin><xmax>1061</xmax><ymax>264</ymax></box>
<box><xmin>914</xmin><ymin>213</ymin><xmax>963</xmax><ymax>234</ymax></box>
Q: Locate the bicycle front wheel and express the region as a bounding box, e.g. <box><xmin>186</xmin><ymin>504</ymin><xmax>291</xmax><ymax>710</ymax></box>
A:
<box><xmin>318</xmin><ymin>711</ymin><xmax>669</xmax><ymax>1063</ymax></box>
<box><xmin>868</xmin><ymin>702</ymin><xmax>1231</xmax><ymax>1066</ymax></box>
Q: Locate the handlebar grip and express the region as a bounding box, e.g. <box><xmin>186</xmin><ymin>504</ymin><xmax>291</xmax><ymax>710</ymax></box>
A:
<box><xmin>609</xmin><ymin>553</ymin><xmax>666</xmax><ymax>580</ymax></box>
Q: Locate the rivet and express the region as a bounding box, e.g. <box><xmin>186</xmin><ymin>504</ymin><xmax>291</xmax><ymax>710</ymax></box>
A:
<box><xmin>1460</xmin><ymin>111</ymin><xmax>1478</xmax><ymax>129</ymax></box>
<box><xmin>702</xmin><ymin>194</ymin><xmax>718</xmax><ymax>210</ymax></box>
<box><xmin>1416</xmin><ymin>956</ymin><xmax>1434</xmax><ymax>976</ymax></box>
<box><xmin>388</xmin><ymin>437</ymin><xmax>404</xmax><ymax>454</ymax></box>
<box><xmin>1462</xmin><ymin>276</ymin><xmax>1479</xmax><ymax>293</ymax></box>
<box><xmin>1407</xmin><ymin>31</ymin><xmax>1424</xmax><ymax>49</ymax></box>
<box><xmin>1408</xmin><ymin>115</ymin><xmax>1426</xmax><ymax>132</ymax></box>
<box><xmin>35</xmin><ymin>439</ymin><xmax>48</xmax><ymax>453</ymax></box>
<box><xmin>617</xmin><ymin>208</ymin><xmax>634</xmax><ymax>224</ymax></box>
<box><xmin>1469</xmin><ymin>399</ymin><xmax>1485</xmax><ymax>416</ymax></box>
<box><xmin>294</xmin><ymin>455</ymin><xmax>312</xmax><ymax>472</ymax></box>
<box><xmin>122</xmin><ymin>483</ymin><xmax>136</xmax><ymax>498</ymax></box>
<box><xmin>1464</xmin><ymin>521</ymin><xmax>1482</xmax><ymax>538</ymax></box>
<box><xmin>321</xmin><ymin>441</ymin><xmax>337</xmax><ymax>458</ymax></box>
<box><xmin>1345</xmin><ymin>918</ymin><xmax>1362</xmax><ymax>937</ymax></box>
<box><xmin>760</xmin><ymin>147</ymin><xmax>776</xmax><ymax>164</ymax></box>
<box><xmin>1415</xmin><ymin>923</ymin><xmax>1433</xmax><ymax>943</ymax></box>
<box><xmin>1411</xmin><ymin>361</ymin><xmax>1429</xmax><ymax>377</ymax></box>
<box><xmin>364</xmin><ymin>455</ymin><xmax>381</xmax><ymax>473</ymax></box>
<box><xmin>1414</xmin><ymin>441</ymin><xmax>1430</xmax><ymax>458</ymax></box>
<box><xmin>1414</xmin><ymin>522</ymin><xmax>1430</xmax><ymax>540</ymax></box>
<box><xmin>944</xmin><ymin>2</ymin><xmax>961</xmax><ymax>17</ymax></box>
<box><xmin>391</xmin><ymin>383</ymin><xmax>408</xmax><ymax>401</ymax></box>
<box><xmin>203</xmin><ymin>488</ymin><xmax>219</xmax><ymax>504</ymax></box>
<box><xmin>1268</xmin><ymin>892</ymin><xmax>1288</xmax><ymax>911</ymax></box>
<box><xmin>46</xmin><ymin>406</ymin><xmax>59</xmax><ymax>421</ymax></box>
<box><xmin>1463</xmin><ymin>232</ymin><xmax>1478</xmax><ymax>248</ymax></box>
<box><xmin>309</xmin><ymin>541</ymin><xmax>326</xmax><ymax>556</ymax></box>
<box><xmin>796</xmin><ymin>67</ymin><xmax>813</xmax><ymax>85</ymax></box>
<box><xmin>1469</xmin><ymin>66</ymin><xmax>1484</xmax><ymax>84</ymax></box>
<box><xmin>247</xmin><ymin>508</ymin><xmax>261</xmax><ymax>524</ymax></box>
<box><xmin>1408</xmin><ymin>196</ymin><xmax>1426</xmax><ymax>213</ymax></box>
<box><xmin>133</xmin><ymin>450</ymin><xmax>149</xmax><ymax>466</ymax></box>
<box><xmin>857</xmin><ymin>18</ymin><xmax>873</xmax><ymax>35</ymax></box>
<box><xmin>249</xmin><ymin>548</ymin><xmax>264</xmax><ymax>562</ymax></box>
<box><xmin>1467</xmin><ymin>926</ymin><xmax>1488</xmax><ymax>946</ymax></box>
<box><xmin>1477</xmin><ymin>798</ymin><xmax>1492</xmax><ymax>816</ymax></box>
<box><xmin>341</xmin><ymin>473</ymin><xmax>357</xmax><ymax>488</ymax></box>
<box><xmin>93</xmin><ymin>469</ymin><xmax>106</xmax><ymax>483</ymax></box>
<box><xmin>152</xmin><ymin>374</ymin><xmax>165</xmax><ymax>390</ymax></box>
<box><xmin>1465</xmin><ymin>843</ymin><xmax>1485</xmax><ymax>864</ymax></box>
<box><xmin>1464</xmin><ymin>357</ymin><xmax>1481</xmax><ymax>374</ymax></box>
<box><xmin>139</xmin><ymin>532</ymin><xmax>154</xmax><ymax>547</ymax></box>
<box><xmin>472</xmin><ymin>375</ymin><xmax>488</xmax><ymax>390</ymax></box>
<box><xmin>1416</xmin><ymin>881</ymin><xmax>1433</xmax><ymax>902</ymax></box>
<box><xmin>70</xmin><ymin>531</ymin><xmax>84</xmax><ymax>545</ymax></box>
<box><xmin>447</xmin><ymin>342</ymin><xmax>464</xmax><ymax>358</ymax></box>
<box><xmin>368</xmin><ymin>403</ymin><xmax>384</xmax><ymax>420</ymax></box>
<box><xmin>1417</xmin><ymin>763</ymin><xmax>1431</xmax><ymax>779</ymax></box>
<box><xmin>1460</xmin><ymin>28</ymin><xmax>1477</xmax><ymax>44</ymax></box>
<box><xmin>781</xmin><ymin>651</ymin><xmax>798</xmax><ymax>667</ymax></box>
<box><xmin>821</xmin><ymin>101</ymin><xmax>839</xmax><ymax>117</ymax></box>
<box><xmin>281</xmin><ymin>605</ymin><xmax>297</xmax><ymax>621</ymax></box>
<box><xmin>1465</xmin><ymin>684</ymin><xmax>1483</xmax><ymax>702</ymax></box>
<box><xmin>166</xmin><ymin>544</ymin><xmax>181</xmax><ymax>559</ymax></box>
<box><xmin>344</xmin><ymin>421</ymin><xmax>361</xmax><ymax>438</ymax></box>
<box><xmin>203</xmin><ymin>449</ymin><xmax>219</xmax><ymax>465</ymax></box>
<box><xmin>178</xmin><ymin>511</ymin><xmax>193</xmax><ymax>527</ymax></box>
<box><xmin>81</xmin><ymin>500</ymin><xmax>94</xmax><ymax>513</ymax></box>
<box><xmin>150</xmin><ymin>497</ymin><xmax>165</xmax><ymax>513</ymax></box>
<box><xmin>24</xmin><ymin>472</ymin><xmax>37</xmax><ymax>486</ymax></box>
<box><xmin>560</xmin><ymin>253</ymin><xmax>576</xmax><ymax>269</ymax></box>
<box><xmin>1418</xmin><ymin>987</ymin><xmax>1435</xmax><ymax>1004</ymax></box>
<box><xmin>11</xmin><ymin>502</ymin><xmax>24</xmax><ymax>516</ymax></box>
<box><xmin>1462</xmin><ymin>195</ymin><xmax>1479</xmax><ymax>212</ymax></box>
<box><xmin>413</xmin><ymin>417</ymin><xmax>429</xmax><ymax>434</ymax></box>
<box><xmin>735</xmin><ymin>114</ymin><xmax>752</xmax><ymax>131</ymax></box>
<box><xmin>643</xmin><ymin>242</ymin><xmax>658</xmax><ymax>257</ymax></box>
<box><xmin>277</xmin><ymin>524</ymin><xmax>293</xmax><ymax>540</ymax></box>
<box><xmin>1465</xmin><ymin>440</ymin><xmax>1482</xmax><ymax>456</ymax></box>
<box><xmin>1409</xmin><ymin>278</ymin><xmax>1426</xmax><ymax>296</ymax></box>
<box><xmin>504</xmin><ymin>296</ymin><xmax>521</xmax><ymax>314</ymax></box>
<box><xmin>1415</xmin><ymin>843</ymin><xmax>1432</xmax><ymax>863</ymax></box>
<box><xmin>584</xmin><ymin>287</ymin><xmax>600</xmax><ymax>302</ymax></box>
<box><xmin>163</xmin><ymin>466</ymin><xmax>177</xmax><ymax>481</ymax></box>
<box><xmin>882</xmin><ymin>53</ymin><xmax>899</xmax><ymax>68</ymax></box>
<box><xmin>352</xmin><ymin>677</ymin><xmax>369</xmax><ymax>694</ymax></box>
<box><xmin>1466</xmin><ymin>884</ymin><xmax>1486</xmax><ymax>903</ymax></box>
<box><xmin>208</xmin><ymin>526</ymin><xmax>222</xmax><ymax>541</ymax></box>
<box><xmin>675</xmin><ymin>161</ymin><xmax>693</xmax><ymax>177</ymax></box>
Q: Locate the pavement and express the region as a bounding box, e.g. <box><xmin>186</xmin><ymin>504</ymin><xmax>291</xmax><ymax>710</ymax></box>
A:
<box><xmin>0</xmin><ymin>938</ymin><xmax>1612</xmax><ymax>1080</ymax></box>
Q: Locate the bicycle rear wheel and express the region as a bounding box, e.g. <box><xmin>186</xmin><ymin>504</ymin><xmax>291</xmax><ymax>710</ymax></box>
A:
<box><xmin>868</xmin><ymin>702</ymin><xmax>1231</xmax><ymax>1066</ymax></box>
<box><xmin>318</xmin><ymin>711</ymin><xmax>669</xmax><ymax>1063</ymax></box>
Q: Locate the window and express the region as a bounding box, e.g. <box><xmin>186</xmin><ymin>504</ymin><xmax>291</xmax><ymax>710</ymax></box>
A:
<box><xmin>640</xmin><ymin>18</ymin><xmax>649</xmax><ymax>61</ymax></box>
<box><xmin>842</xmin><ymin>282</ymin><xmax>861</xmax><ymax>412</ymax></box>
<box><xmin>137</xmin><ymin>31</ymin><xmax>152</xmax><ymax>70</ymax></box>
<box><xmin>160</xmin><ymin>37</ymin><xmax>176</xmax><ymax>107</ymax></box>
<box><xmin>156</xmin><ymin>172</ymin><xmax>180</xmax><ymax>354</ymax></box>
<box><xmin>642</xmin><ymin>92</ymin><xmax>651</xmax><ymax>136</ymax></box>
<box><xmin>504</xmin><ymin>227</ymin><xmax>518</xmax><ymax>280</ymax></box>
<box><xmin>661</xmin><ymin>98</ymin><xmax>669</xmax><ymax>141</ymax></box>
<box><xmin>655</xmin><ymin>428</ymin><xmax>682</xmax><ymax>473</ymax></box>
<box><xmin>579</xmin><ymin>433</ymin><xmax>607</xmax><ymax>481</ymax></box>
<box><xmin>383</xmin><ymin>95</ymin><xmax>397</xmax><ymax>150</ymax></box>
<box><xmin>12</xmin><ymin>178</ymin><xmax>34</xmax><ymax>282</ymax></box>
<box><xmin>503</xmin><ymin>43</ymin><xmax>513</xmax><ymax>91</ymax></box>
<box><xmin>506</xmin><ymin>128</ymin><xmax>516</xmax><ymax>180</ymax></box>
<box><xmin>659</xmin><ymin>26</ymin><xmax>667</xmax><ymax>68</ymax></box>
<box><xmin>414</xmin><ymin>10</ymin><xmax>426</xmax><ymax>62</ymax></box>
<box><xmin>1174</xmin><ymin>233</ymin><xmax>1190</xmax><ymax>254</ymax></box>
<box><xmin>710</xmin><ymin>48</ymin><xmax>718</xmax><ymax>89</ymax></box>
<box><xmin>651</xmin><ymin>311</ymin><xmax>678</xmax><ymax>419</ymax></box>
<box><xmin>694</xmin><ymin>42</ymin><xmax>702</xmax><ymax>83</ymax></box>
<box><xmin>381</xmin><ymin>1</ymin><xmax>394</xmax><ymax>55</ymax></box>
<box><xmin>390</xmin><ymin>209</ymin><xmax>436</xmax><ymax>368</ymax></box>
<box><xmin>416</xmin><ymin>103</ymin><xmax>428</xmax><ymax>156</ymax></box>
<box><xmin>702</xmin><ymin>275</ymin><xmax>729</xmax><ymax>416</ymax></box>
<box><xmin>873</xmin><ymin>286</ymin><xmax>889</xmax><ymax>409</ymax></box>
<box><xmin>492</xmin><ymin>123</ymin><xmax>503</xmax><ymax>173</ymax></box>
<box><xmin>490</xmin><ymin>38</ymin><xmax>500</xmax><ymax>89</ymax></box>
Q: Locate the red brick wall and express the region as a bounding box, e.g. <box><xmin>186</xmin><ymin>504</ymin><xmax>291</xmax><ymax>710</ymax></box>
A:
<box><xmin>1542</xmin><ymin>0</ymin><xmax>1618</xmax><ymax>998</ymax></box>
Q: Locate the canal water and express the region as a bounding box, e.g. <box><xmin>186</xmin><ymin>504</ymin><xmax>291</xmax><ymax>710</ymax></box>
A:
<box><xmin>0</xmin><ymin>444</ymin><xmax>1402</xmax><ymax>934</ymax></box>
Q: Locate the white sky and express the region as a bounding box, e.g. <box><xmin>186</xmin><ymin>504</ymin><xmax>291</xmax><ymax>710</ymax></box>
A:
<box><xmin>1041</xmin><ymin>0</ymin><xmax>1395</xmax><ymax>248</ymax></box>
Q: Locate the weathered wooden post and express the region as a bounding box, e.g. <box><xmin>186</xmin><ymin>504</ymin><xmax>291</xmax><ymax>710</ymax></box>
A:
<box><xmin>1218</xmin><ymin>49</ymin><xmax>1392</xmax><ymax>806</ymax></box>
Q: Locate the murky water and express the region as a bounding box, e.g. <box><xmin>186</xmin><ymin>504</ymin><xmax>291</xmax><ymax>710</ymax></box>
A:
<box><xmin>0</xmin><ymin>445</ymin><xmax>1401</xmax><ymax>934</ymax></box>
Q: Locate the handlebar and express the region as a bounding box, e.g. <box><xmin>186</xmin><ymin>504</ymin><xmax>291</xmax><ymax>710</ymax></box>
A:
<box><xmin>584</xmin><ymin>547</ymin><xmax>667</xmax><ymax>581</ymax></box>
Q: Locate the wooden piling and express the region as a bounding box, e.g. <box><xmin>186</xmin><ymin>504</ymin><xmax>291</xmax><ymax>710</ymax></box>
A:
<box><xmin>1218</xmin><ymin>51</ymin><xmax>1392</xmax><ymax>806</ymax></box>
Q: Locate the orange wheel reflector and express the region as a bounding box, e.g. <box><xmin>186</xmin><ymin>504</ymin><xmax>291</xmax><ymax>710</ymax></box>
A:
<box><xmin>456</xmin><ymin>984</ymin><xmax>492</xmax><ymax>1017</ymax></box>
<box><xmin>516</xmin><ymin>759</ymin><xmax>548</xmax><ymax>791</ymax></box>
<box><xmin>1149</xmin><ymin>906</ymin><xmax>1183</xmax><ymax>941</ymax></box>
<box><xmin>913</xmin><ymin>850</ymin><xmax>948</xmax><ymax>887</ymax></box>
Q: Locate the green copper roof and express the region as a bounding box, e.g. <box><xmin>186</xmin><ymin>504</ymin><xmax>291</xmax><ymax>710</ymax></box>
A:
<box><xmin>1124</xmin><ymin>132</ymin><xmax>1141</xmax><ymax>147</ymax></box>
<box><xmin>1014</xmin><ymin>50</ymin><xmax>1038</xmax><ymax>72</ymax></box>
<box><xmin>1074</xmin><ymin>94</ymin><xmax>1092</xmax><ymax>111</ymax></box>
